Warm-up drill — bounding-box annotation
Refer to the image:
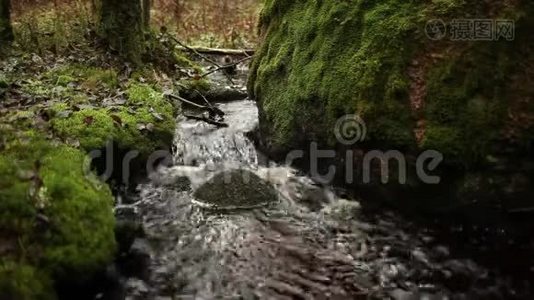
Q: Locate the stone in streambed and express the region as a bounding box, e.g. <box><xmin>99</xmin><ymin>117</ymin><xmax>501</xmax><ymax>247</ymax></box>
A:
<box><xmin>193</xmin><ymin>169</ymin><xmax>278</xmax><ymax>209</ymax></box>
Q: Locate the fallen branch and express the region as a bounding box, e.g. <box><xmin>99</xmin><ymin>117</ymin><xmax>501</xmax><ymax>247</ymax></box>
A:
<box><xmin>508</xmin><ymin>206</ymin><xmax>534</xmax><ymax>214</ymax></box>
<box><xmin>162</xmin><ymin>33</ymin><xmax>236</xmax><ymax>86</ymax></box>
<box><xmin>192</xmin><ymin>88</ymin><xmax>219</xmax><ymax>112</ymax></box>
<box><xmin>166</xmin><ymin>93</ymin><xmax>225</xmax><ymax>117</ymax></box>
<box><xmin>183</xmin><ymin>114</ymin><xmax>229</xmax><ymax>128</ymax></box>
<box><xmin>176</xmin><ymin>46</ymin><xmax>255</xmax><ymax>57</ymax></box>
<box><xmin>201</xmin><ymin>56</ymin><xmax>254</xmax><ymax>78</ymax></box>
<box><xmin>166</xmin><ymin>35</ymin><xmax>220</xmax><ymax>66</ymax></box>
<box><xmin>167</xmin><ymin>93</ymin><xmax>205</xmax><ymax>108</ymax></box>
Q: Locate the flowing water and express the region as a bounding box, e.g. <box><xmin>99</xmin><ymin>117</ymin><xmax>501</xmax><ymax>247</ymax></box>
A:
<box><xmin>113</xmin><ymin>98</ymin><xmax>534</xmax><ymax>300</ymax></box>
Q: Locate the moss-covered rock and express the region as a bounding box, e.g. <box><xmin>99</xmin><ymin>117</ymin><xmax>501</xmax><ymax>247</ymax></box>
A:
<box><xmin>250</xmin><ymin>0</ymin><xmax>532</xmax><ymax>157</ymax></box>
<box><xmin>250</xmin><ymin>0</ymin><xmax>423</xmax><ymax>151</ymax></box>
<box><xmin>193</xmin><ymin>169</ymin><xmax>279</xmax><ymax>209</ymax></box>
<box><xmin>249</xmin><ymin>0</ymin><xmax>534</xmax><ymax>215</ymax></box>
<box><xmin>0</xmin><ymin>139</ymin><xmax>116</xmax><ymax>299</ymax></box>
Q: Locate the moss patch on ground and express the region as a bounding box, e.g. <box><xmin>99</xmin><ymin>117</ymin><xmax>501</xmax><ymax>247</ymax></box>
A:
<box><xmin>50</xmin><ymin>81</ymin><xmax>177</xmax><ymax>156</ymax></box>
<box><xmin>1</xmin><ymin>61</ymin><xmax>179</xmax><ymax>158</ymax></box>
<box><xmin>0</xmin><ymin>138</ymin><xmax>116</xmax><ymax>299</ymax></box>
<box><xmin>45</xmin><ymin>64</ymin><xmax>119</xmax><ymax>90</ymax></box>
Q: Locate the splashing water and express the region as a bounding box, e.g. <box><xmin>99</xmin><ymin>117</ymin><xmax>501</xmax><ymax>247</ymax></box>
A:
<box><xmin>119</xmin><ymin>99</ymin><xmax>531</xmax><ymax>300</ymax></box>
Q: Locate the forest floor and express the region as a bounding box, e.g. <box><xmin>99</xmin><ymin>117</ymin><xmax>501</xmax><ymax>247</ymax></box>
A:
<box><xmin>0</xmin><ymin>10</ymin><xmax>252</xmax><ymax>296</ymax></box>
<box><xmin>11</xmin><ymin>0</ymin><xmax>261</xmax><ymax>50</ymax></box>
<box><xmin>0</xmin><ymin>39</ymin><xmax>198</xmax><ymax>154</ymax></box>
<box><xmin>1</xmin><ymin>0</ymin><xmax>258</xmax><ymax>154</ymax></box>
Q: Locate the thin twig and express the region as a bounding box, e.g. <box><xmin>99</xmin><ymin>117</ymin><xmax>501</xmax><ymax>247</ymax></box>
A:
<box><xmin>194</xmin><ymin>88</ymin><xmax>213</xmax><ymax>108</ymax></box>
<box><xmin>175</xmin><ymin>46</ymin><xmax>255</xmax><ymax>57</ymax></box>
<box><xmin>165</xmin><ymin>33</ymin><xmax>220</xmax><ymax>66</ymax></box>
<box><xmin>201</xmin><ymin>56</ymin><xmax>254</xmax><ymax>78</ymax></box>
<box><xmin>183</xmin><ymin>114</ymin><xmax>228</xmax><ymax>128</ymax></box>
<box><xmin>174</xmin><ymin>83</ymin><xmax>225</xmax><ymax>116</ymax></box>
<box><xmin>166</xmin><ymin>93</ymin><xmax>224</xmax><ymax>117</ymax></box>
<box><xmin>167</xmin><ymin>93</ymin><xmax>207</xmax><ymax>109</ymax></box>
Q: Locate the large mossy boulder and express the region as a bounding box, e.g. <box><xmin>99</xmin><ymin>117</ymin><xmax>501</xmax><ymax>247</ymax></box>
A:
<box><xmin>249</xmin><ymin>0</ymin><xmax>534</xmax><ymax>217</ymax></box>
<box><xmin>0</xmin><ymin>138</ymin><xmax>116</xmax><ymax>299</ymax></box>
<box><xmin>193</xmin><ymin>169</ymin><xmax>279</xmax><ymax>209</ymax></box>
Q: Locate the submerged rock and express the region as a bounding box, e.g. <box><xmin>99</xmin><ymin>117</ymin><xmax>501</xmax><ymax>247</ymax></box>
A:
<box><xmin>193</xmin><ymin>169</ymin><xmax>279</xmax><ymax>209</ymax></box>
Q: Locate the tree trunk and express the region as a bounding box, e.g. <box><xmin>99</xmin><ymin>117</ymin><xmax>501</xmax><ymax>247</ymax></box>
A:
<box><xmin>142</xmin><ymin>0</ymin><xmax>151</xmax><ymax>29</ymax></box>
<box><xmin>0</xmin><ymin>0</ymin><xmax>13</xmax><ymax>45</ymax></box>
<box><xmin>100</xmin><ymin>0</ymin><xmax>145</xmax><ymax>63</ymax></box>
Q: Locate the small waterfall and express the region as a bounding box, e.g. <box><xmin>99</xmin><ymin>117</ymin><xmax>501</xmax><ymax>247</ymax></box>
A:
<box><xmin>173</xmin><ymin>100</ymin><xmax>259</xmax><ymax>167</ymax></box>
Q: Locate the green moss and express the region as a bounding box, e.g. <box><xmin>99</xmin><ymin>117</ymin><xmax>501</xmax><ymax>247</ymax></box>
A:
<box><xmin>0</xmin><ymin>261</ymin><xmax>55</xmax><ymax>300</ymax></box>
<box><xmin>51</xmin><ymin>81</ymin><xmax>176</xmax><ymax>156</ymax></box>
<box><xmin>55</xmin><ymin>75</ymin><xmax>76</xmax><ymax>87</ymax></box>
<box><xmin>17</xmin><ymin>65</ymin><xmax>118</xmax><ymax>106</ymax></box>
<box><xmin>40</xmin><ymin>148</ymin><xmax>115</xmax><ymax>279</ymax></box>
<box><xmin>173</xmin><ymin>51</ymin><xmax>197</xmax><ymax>69</ymax></box>
<box><xmin>0</xmin><ymin>140</ymin><xmax>115</xmax><ymax>298</ymax></box>
<box><xmin>250</xmin><ymin>0</ymin><xmax>532</xmax><ymax>165</ymax></box>
<box><xmin>20</xmin><ymin>79</ymin><xmax>51</xmax><ymax>98</ymax></box>
<box><xmin>127</xmin><ymin>82</ymin><xmax>167</xmax><ymax>110</ymax></box>
<box><xmin>46</xmin><ymin>64</ymin><xmax>119</xmax><ymax>90</ymax></box>
<box><xmin>180</xmin><ymin>78</ymin><xmax>211</xmax><ymax>93</ymax></box>
<box><xmin>51</xmin><ymin>107</ymin><xmax>115</xmax><ymax>151</ymax></box>
<box><xmin>0</xmin><ymin>72</ymin><xmax>10</xmax><ymax>89</ymax></box>
<box><xmin>421</xmin><ymin>125</ymin><xmax>463</xmax><ymax>158</ymax></box>
<box><xmin>250</xmin><ymin>0</ymin><xmax>421</xmax><ymax>149</ymax></box>
<box><xmin>83</xmin><ymin>68</ymin><xmax>119</xmax><ymax>90</ymax></box>
<box><xmin>424</xmin><ymin>42</ymin><xmax>514</xmax><ymax>162</ymax></box>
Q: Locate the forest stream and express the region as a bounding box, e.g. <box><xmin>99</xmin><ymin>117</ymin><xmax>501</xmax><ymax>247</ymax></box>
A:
<box><xmin>2</xmin><ymin>1</ymin><xmax>533</xmax><ymax>299</ymax></box>
<box><xmin>109</xmin><ymin>63</ymin><xmax>534</xmax><ymax>300</ymax></box>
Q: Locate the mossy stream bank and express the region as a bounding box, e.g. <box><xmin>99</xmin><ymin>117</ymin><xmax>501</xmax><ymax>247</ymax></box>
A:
<box><xmin>0</xmin><ymin>45</ymin><xmax>230</xmax><ymax>298</ymax></box>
